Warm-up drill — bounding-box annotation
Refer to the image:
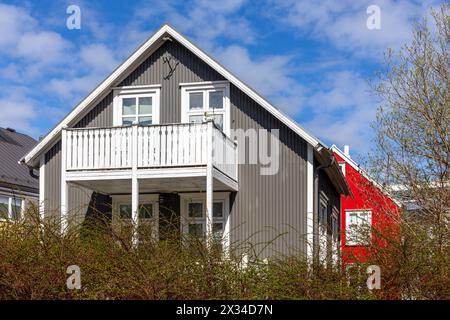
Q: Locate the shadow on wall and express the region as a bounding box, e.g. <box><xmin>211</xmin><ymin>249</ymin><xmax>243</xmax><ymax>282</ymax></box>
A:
<box><xmin>80</xmin><ymin>192</ymin><xmax>112</xmax><ymax>231</ymax></box>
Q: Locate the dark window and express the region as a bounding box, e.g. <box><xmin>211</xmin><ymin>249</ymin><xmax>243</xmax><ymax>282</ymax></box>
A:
<box><xmin>331</xmin><ymin>210</ymin><xmax>340</xmax><ymax>241</ymax></box>
<box><xmin>319</xmin><ymin>201</ymin><xmax>328</xmax><ymax>226</ymax></box>
<box><xmin>139</xmin><ymin>203</ymin><xmax>153</xmax><ymax>219</ymax></box>
<box><xmin>119</xmin><ymin>204</ymin><xmax>132</xmax><ymax>219</ymax></box>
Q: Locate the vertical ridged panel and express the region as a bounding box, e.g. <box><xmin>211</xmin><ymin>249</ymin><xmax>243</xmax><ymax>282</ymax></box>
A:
<box><xmin>44</xmin><ymin>39</ymin><xmax>309</xmax><ymax>257</ymax></box>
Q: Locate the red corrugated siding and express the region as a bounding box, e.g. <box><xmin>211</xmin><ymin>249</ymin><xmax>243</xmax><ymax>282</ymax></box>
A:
<box><xmin>334</xmin><ymin>152</ymin><xmax>399</xmax><ymax>264</ymax></box>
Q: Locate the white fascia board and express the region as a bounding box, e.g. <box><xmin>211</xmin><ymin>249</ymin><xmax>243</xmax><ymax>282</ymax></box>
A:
<box><xmin>22</xmin><ymin>26</ymin><xmax>169</xmax><ymax>167</ymax></box>
<box><xmin>330</xmin><ymin>145</ymin><xmax>362</xmax><ymax>173</ymax></box>
<box><xmin>23</xmin><ymin>24</ymin><xmax>323</xmax><ymax>166</ymax></box>
<box><xmin>330</xmin><ymin>145</ymin><xmax>401</xmax><ymax>206</ymax></box>
<box><xmin>331</xmin><ymin>144</ymin><xmax>380</xmax><ymax>186</ymax></box>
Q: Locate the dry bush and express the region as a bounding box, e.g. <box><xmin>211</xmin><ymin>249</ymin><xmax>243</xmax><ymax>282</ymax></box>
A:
<box><xmin>0</xmin><ymin>205</ymin><xmax>379</xmax><ymax>300</ymax></box>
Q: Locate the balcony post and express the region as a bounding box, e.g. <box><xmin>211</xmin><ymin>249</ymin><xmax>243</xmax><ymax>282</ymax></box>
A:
<box><xmin>61</xmin><ymin>126</ymin><xmax>68</xmax><ymax>234</ymax></box>
<box><xmin>206</xmin><ymin>121</ymin><xmax>214</xmax><ymax>245</ymax></box>
<box><xmin>131</xmin><ymin>122</ymin><xmax>139</xmax><ymax>246</ymax></box>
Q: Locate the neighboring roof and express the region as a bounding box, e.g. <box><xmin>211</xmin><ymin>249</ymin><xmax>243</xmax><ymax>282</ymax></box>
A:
<box><xmin>20</xmin><ymin>24</ymin><xmax>349</xmax><ymax>195</ymax></box>
<box><xmin>0</xmin><ymin>128</ymin><xmax>38</xmax><ymax>192</ymax></box>
<box><xmin>330</xmin><ymin>145</ymin><xmax>400</xmax><ymax>205</ymax></box>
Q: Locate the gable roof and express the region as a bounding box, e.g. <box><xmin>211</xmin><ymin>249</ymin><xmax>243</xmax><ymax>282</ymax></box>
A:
<box><xmin>0</xmin><ymin>128</ymin><xmax>38</xmax><ymax>192</ymax></box>
<box><xmin>22</xmin><ymin>24</ymin><xmax>324</xmax><ymax>166</ymax></box>
<box><xmin>331</xmin><ymin>145</ymin><xmax>400</xmax><ymax>205</ymax></box>
<box><xmin>20</xmin><ymin>24</ymin><xmax>348</xmax><ymax>194</ymax></box>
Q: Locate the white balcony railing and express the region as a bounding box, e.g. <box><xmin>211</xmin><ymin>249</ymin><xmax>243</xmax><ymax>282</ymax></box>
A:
<box><xmin>62</xmin><ymin>122</ymin><xmax>238</xmax><ymax>181</ymax></box>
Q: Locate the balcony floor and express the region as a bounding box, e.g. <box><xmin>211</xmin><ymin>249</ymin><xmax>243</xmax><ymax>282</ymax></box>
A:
<box><xmin>66</xmin><ymin>166</ymin><xmax>238</xmax><ymax>195</ymax></box>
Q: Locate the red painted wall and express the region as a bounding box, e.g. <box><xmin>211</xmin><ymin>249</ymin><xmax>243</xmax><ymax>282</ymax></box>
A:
<box><xmin>334</xmin><ymin>152</ymin><xmax>399</xmax><ymax>264</ymax></box>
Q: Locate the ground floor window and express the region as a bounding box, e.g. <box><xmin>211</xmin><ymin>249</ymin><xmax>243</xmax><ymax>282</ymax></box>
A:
<box><xmin>112</xmin><ymin>194</ymin><xmax>159</xmax><ymax>241</ymax></box>
<box><xmin>186</xmin><ymin>200</ymin><xmax>224</xmax><ymax>240</ymax></box>
<box><xmin>180</xmin><ymin>192</ymin><xmax>230</xmax><ymax>246</ymax></box>
<box><xmin>0</xmin><ymin>194</ymin><xmax>24</xmax><ymax>221</ymax></box>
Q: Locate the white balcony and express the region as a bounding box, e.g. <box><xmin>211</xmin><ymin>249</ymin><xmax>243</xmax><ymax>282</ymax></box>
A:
<box><xmin>61</xmin><ymin>122</ymin><xmax>238</xmax><ymax>191</ymax></box>
<box><xmin>61</xmin><ymin>121</ymin><xmax>238</xmax><ymax>242</ymax></box>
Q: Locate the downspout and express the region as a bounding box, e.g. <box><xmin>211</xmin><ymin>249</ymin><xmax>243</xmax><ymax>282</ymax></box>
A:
<box><xmin>29</xmin><ymin>167</ymin><xmax>39</xmax><ymax>179</ymax></box>
<box><xmin>313</xmin><ymin>150</ymin><xmax>335</xmax><ymax>264</ymax></box>
<box><xmin>20</xmin><ymin>159</ymin><xmax>39</xmax><ymax>179</ymax></box>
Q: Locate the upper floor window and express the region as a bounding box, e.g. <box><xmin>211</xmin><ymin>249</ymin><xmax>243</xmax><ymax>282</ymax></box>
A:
<box><xmin>121</xmin><ymin>95</ymin><xmax>153</xmax><ymax>125</ymax></box>
<box><xmin>345</xmin><ymin>210</ymin><xmax>372</xmax><ymax>246</ymax></box>
<box><xmin>181</xmin><ymin>81</ymin><xmax>230</xmax><ymax>136</ymax></box>
<box><xmin>113</xmin><ymin>85</ymin><xmax>160</xmax><ymax>126</ymax></box>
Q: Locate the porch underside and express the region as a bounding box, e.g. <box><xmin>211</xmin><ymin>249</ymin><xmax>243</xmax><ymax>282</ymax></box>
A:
<box><xmin>65</xmin><ymin>166</ymin><xmax>238</xmax><ymax>195</ymax></box>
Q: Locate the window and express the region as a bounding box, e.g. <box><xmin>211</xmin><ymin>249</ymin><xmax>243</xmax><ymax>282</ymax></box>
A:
<box><xmin>121</xmin><ymin>96</ymin><xmax>153</xmax><ymax>125</ymax></box>
<box><xmin>118</xmin><ymin>203</ymin><xmax>155</xmax><ymax>220</ymax></box>
<box><xmin>346</xmin><ymin>210</ymin><xmax>372</xmax><ymax>246</ymax></box>
<box><xmin>0</xmin><ymin>195</ymin><xmax>8</xmax><ymax>220</ymax></box>
<box><xmin>189</xmin><ymin>92</ymin><xmax>203</xmax><ymax>110</ymax></box>
<box><xmin>112</xmin><ymin>194</ymin><xmax>159</xmax><ymax>242</ymax></box>
<box><xmin>11</xmin><ymin>198</ymin><xmax>22</xmax><ymax>221</ymax></box>
<box><xmin>180</xmin><ymin>192</ymin><xmax>230</xmax><ymax>246</ymax></box>
<box><xmin>185</xmin><ymin>200</ymin><xmax>225</xmax><ymax>240</ymax></box>
<box><xmin>181</xmin><ymin>82</ymin><xmax>230</xmax><ymax>135</ymax></box>
<box><xmin>319</xmin><ymin>199</ymin><xmax>328</xmax><ymax>227</ymax></box>
<box><xmin>0</xmin><ymin>195</ymin><xmax>23</xmax><ymax>221</ymax></box>
<box><xmin>331</xmin><ymin>209</ymin><xmax>340</xmax><ymax>241</ymax></box>
<box><xmin>113</xmin><ymin>86</ymin><xmax>160</xmax><ymax>126</ymax></box>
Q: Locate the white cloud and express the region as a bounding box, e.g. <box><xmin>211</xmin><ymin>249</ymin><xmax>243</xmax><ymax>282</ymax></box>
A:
<box><xmin>0</xmin><ymin>4</ymin><xmax>70</xmax><ymax>64</ymax></box>
<box><xmin>80</xmin><ymin>44</ymin><xmax>118</xmax><ymax>73</ymax></box>
<box><xmin>0</xmin><ymin>3</ymin><xmax>120</xmax><ymax>134</ymax></box>
<box><xmin>269</xmin><ymin>0</ymin><xmax>439</xmax><ymax>58</ymax></box>
<box><xmin>0</xmin><ymin>85</ymin><xmax>38</xmax><ymax>135</ymax></box>
<box><xmin>214</xmin><ymin>45</ymin><xmax>306</xmax><ymax>116</ymax></box>
<box><xmin>46</xmin><ymin>73</ymin><xmax>105</xmax><ymax>100</ymax></box>
<box><xmin>131</xmin><ymin>0</ymin><xmax>255</xmax><ymax>51</ymax></box>
<box><xmin>303</xmin><ymin>71</ymin><xmax>378</xmax><ymax>155</ymax></box>
<box><xmin>16</xmin><ymin>31</ymin><xmax>71</xmax><ymax>63</ymax></box>
<box><xmin>0</xmin><ymin>4</ymin><xmax>36</xmax><ymax>51</ymax></box>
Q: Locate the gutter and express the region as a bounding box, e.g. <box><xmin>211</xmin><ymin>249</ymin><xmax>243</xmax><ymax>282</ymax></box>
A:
<box><xmin>18</xmin><ymin>159</ymin><xmax>39</xmax><ymax>179</ymax></box>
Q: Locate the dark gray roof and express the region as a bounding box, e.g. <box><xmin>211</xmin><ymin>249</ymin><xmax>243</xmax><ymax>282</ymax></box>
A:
<box><xmin>0</xmin><ymin>128</ymin><xmax>38</xmax><ymax>191</ymax></box>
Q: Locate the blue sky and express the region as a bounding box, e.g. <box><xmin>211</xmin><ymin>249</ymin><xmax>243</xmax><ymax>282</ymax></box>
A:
<box><xmin>0</xmin><ymin>0</ymin><xmax>442</xmax><ymax>160</ymax></box>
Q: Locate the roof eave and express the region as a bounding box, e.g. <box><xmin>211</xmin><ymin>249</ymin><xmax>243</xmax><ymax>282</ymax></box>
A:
<box><xmin>315</xmin><ymin>146</ymin><xmax>351</xmax><ymax>196</ymax></box>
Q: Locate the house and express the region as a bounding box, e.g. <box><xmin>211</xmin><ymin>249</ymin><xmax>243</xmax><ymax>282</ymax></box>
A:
<box><xmin>0</xmin><ymin>127</ymin><xmax>38</xmax><ymax>221</ymax></box>
<box><xmin>331</xmin><ymin>145</ymin><xmax>399</xmax><ymax>264</ymax></box>
<box><xmin>20</xmin><ymin>25</ymin><xmax>349</xmax><ymax>259</ymax></box>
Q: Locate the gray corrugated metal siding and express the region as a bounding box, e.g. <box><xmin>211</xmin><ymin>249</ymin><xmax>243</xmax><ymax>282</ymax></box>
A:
<box><xmin>44</xmin><ymin>39</ymin><xmax>310</xmax><ymax>257</ymax></box>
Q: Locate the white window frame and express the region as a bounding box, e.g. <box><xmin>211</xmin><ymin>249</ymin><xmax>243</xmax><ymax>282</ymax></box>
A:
<box><xmin>339</xmin><ymin>162</ymin><xmax>346</xmax><ymax>176</ymax></box>
<box><xmin>345</xmin><ymin>209</ymin><xmax>372</xmax><ymax>246</ymax></box>
<box><xmin>113</xmin><ymin>85</ymin><xmax>161</xmax><ymax>126</ymax></box>
<box><xmin>111</xmin><ymin>194</ymin><xmax>159</xmax><ymax>239</ymax></box>
<box><xmin>0</xmin><ymin>193</ymin><xmax>25</xmax><ymax>222</ymax></box>
<box><xmin>179</xmin><ymin>192</ymin><xmax>230</xmax><ymax>248</ymax></box>
<box><xmin>180</xmin><ymin>81</ymin><xmax>231</xmax><ymax>136</ymax></box>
